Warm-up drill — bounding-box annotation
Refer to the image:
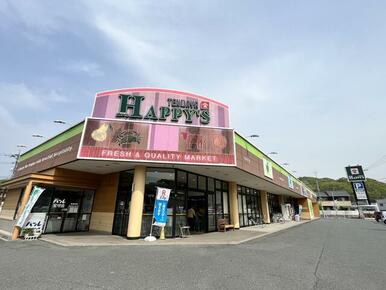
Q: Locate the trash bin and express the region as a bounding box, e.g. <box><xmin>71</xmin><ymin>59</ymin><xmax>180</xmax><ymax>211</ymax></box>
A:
<box><xmin>295</xmin><ymin>214</ymin><xmax>300</xmax><ymax>222</ymax></box>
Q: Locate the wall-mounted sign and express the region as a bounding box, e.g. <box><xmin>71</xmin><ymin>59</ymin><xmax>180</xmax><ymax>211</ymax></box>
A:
<box><xmin>91</xmin><ymin>88</ymin><xmax>230</xmax><ymax>128</ymax></box>
<box><xmin>263</xmin><ymin>159</ymin><xmax>273</xmax><ymax>179</ymax></box>
<box><xmin>14</xmin><ymin>131</ymin><xmax>81</xmax><ymax>178</ymax></box>
<box><xmin>288</xmin><ymin>176</ymin><xmax>294</xmax><ymax>189</ymax></box>
<box><xmin>345</xmin><ymin>165</ymin><xmax>366</xmax><ymax>182</ymax></box>
<box><xmin>78</xmin><ymin>118</ymin><xmax>236</xmax><ymax>166</ymax></box>
<box><xmin>352</xmin><ymin>181</ymin><xmax>368</xmax><ymax>201</ymax></box>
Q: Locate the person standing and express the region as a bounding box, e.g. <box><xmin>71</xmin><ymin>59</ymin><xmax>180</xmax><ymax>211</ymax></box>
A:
<box><xmin>187</xmin><ymin>206</ymin><xmax>196</xmax><ymax>230</ymax></box>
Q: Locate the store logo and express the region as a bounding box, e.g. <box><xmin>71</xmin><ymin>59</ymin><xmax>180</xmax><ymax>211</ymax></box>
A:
<box><xmin>53</xmin><ymin>198</ymin><xmax>66</xmax><ymax>208</ymax></box>
<box><xmin>116</xmin><ymin>95</ymin><xmax>210</xmax><ymax>124</ymax></box>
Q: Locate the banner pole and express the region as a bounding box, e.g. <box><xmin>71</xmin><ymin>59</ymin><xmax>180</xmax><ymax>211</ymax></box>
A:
<box><xmin>149</xmin><ymin>217</ymin><xmax>154</xmax><ymax>237</ymax></box>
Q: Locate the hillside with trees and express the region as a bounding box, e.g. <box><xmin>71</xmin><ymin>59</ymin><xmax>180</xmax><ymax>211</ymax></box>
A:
<box><xmin>299</xmin><ymin>176</ymin><xmax>386</xmax><ymax>201</ymax></box>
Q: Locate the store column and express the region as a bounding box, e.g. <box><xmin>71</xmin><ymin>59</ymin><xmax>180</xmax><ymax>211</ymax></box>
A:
<box><xmin>312</xmin><ymin>202</ymin><xmax>320</xmax><ymax>218</ymax></box>
<box><xmin>229</xmin><ymin>182</ymin><xmax>240</xmax><ymax>229</ymax></box>
<box><xmin>127</xmin><ymin>165</ymin><xmax>146</xmax><ymax>239</ymax></box>
<box><xmin>11</xmin><ymin>181</ymin><xmax>33</xmax><ymax>240</ymax></box>
<box><xmin>260</xmin><ymin>191</ymin><xmax>270</xmax><ymax>224</ymax></box>
<box><xmin>299</xmin><ymin>198</ymin><xmax>311</xmax><ymax>220</ymax></box>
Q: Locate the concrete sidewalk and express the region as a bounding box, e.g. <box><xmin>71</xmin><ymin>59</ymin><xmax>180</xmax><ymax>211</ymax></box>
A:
<box><xmin>39</xmin><ymin>219</ymin><xmax>313</xmax><ymax>247</ymax></box>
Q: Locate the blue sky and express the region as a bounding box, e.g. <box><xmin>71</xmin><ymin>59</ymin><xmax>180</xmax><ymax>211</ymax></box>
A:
<box><xmin>1</xmin><ymin>1</ymin><xmax>386</xmax><ymax>181</ymax></box>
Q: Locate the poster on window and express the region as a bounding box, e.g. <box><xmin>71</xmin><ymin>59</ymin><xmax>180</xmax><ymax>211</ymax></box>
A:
<box><xmin>153</xmin><ymin>187</ymin><xmax>171</xmax><ymax>227</ymax></box>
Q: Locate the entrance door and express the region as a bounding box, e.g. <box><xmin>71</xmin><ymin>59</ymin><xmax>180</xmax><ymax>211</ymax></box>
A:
<box><xmin>187</xmin><ymin>191</ymin><xmax>207</xmax><ymax>233</ymax></box>
<box><xmin>112</xmin><ymin>171</ymin><xmax>134</xmax><ymax>236</ymax></box>
<box><xmin>45</xmin><ymin>189</ymin><xmax>83</xmax><ymax>233</ymax></box>
<box><xmin>112</xmin><ymin>189</ymin><xmax>130</xmax><ymax>236</ymax></box>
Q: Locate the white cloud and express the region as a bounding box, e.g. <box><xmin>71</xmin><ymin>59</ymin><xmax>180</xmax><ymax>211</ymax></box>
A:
<box><xmin>92</xmin><ymin>16</ymin><xmax>182</xmax><ymax>86</ymax></box>
<box><xmin>0</xmin><ymin>82</ymin><xmax>47</xmax><ymax>110</ymax></box>
<box><xmin>64</xmin><ymin>61</ymin><xmax>104</xmax><ymax>77</ymax></box>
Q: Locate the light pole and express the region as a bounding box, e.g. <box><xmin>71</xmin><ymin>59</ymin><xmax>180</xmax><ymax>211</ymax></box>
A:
<box><xmin>247</xmin><ymin>134</ymin><xmax>260</xmax><ymax>138</ymax></box>
<box><xmin>11</xmin><ymin>145</ymin><xmax>27</xmax><ymax>176</ymax></box>
<box><xmin>54</xmin><ymin>120</ymin><xmax>67</xmax><ymax>125</ymax></box>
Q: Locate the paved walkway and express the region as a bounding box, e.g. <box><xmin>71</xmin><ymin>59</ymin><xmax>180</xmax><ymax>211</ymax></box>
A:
<box><xmin>39</xmin><ymin>220</ymin><xmax>312</xmax><ymax>246</ymax></box>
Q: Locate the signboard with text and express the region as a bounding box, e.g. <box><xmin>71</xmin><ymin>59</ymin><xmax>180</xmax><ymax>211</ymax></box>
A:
<box><xmin>13</xmin><ymin>132</ymin><xmax>81</xmax><ymax>178</ymax></box>
<box><xmin>263</xmin><ymin>159</ymin><xmax>273</xmax><ymax>179</ymax></box>
<box><xmin>352</xmin><ymin>181</ymin><xmax>368</xmax><ymax>201</ymax></box>
<box><xmin>78</xmin><ymin>118</ymin><xmax>236</xmax><ymax>166</ymax></box>
<box><xmin>288</xmin><ymin>176</ymin><xmax>294</xmax><ymax>189</ymax></box>
<box><xmin>345</xmin><ymin>165</ymin><xmax>366</xmax><ymax>182</ymax></box>
<box><xmin>92</xmin><ymin>88</ymin><xmax>230</xmax><ymax>128</ymax></box>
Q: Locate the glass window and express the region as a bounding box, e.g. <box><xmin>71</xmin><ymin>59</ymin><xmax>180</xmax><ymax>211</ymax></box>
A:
<box><xmin>222</xmin><ymin>182</ymin><xmax>228</xmax><ymax>191</ymax></box>
<box><xmin>198</xmin><ymin>176</ymin><xmax>206</xmax><ymax>191</ymax></box>
<box><xmin>208</xmin><ymin>178</ymin><xmax>215</xmax><ymax>192</ymax></box>
<box><xmin>143</xmin><ymin>169</ymin><xmax>175</xmax><ymax>238</ymax></box>
<box><xmin>208</xmin><ymin>193</ymin><xmax>216</xmax><ymax>231</ymax></box>
<box><xmin>215</xmin><ymin>180</ymin><xmax>221</xmax><ymax>190</ymax></box>
<box><xmin>143</xmin><ymin>169</ymin><xmax>175</xmax><ymax>214</ymax></box>
<box><xmin>81</xmin><ymin>190</ymin><xmax>94</xmax><ymax>213</ymax></box>
<box><xmin>216</xmin><ymin>190</ymin><xmax>223</xmax><ymax>217</ymax></box>
<box><xmin>223</xmin><ymin>192</ymin><xmax>229</xmax><ymax>214</ymax></box>
<box><xmin>188</xmin><ymin>173</ymin><xmax>197</xmax><ymax>189</ymax></box>
<box><xmin>175</xmin><ymin>190</ymin><xmax>186</xmax><ymax>215</ymax></box>
<box><xmin>238</xmin><ymin>194</ymin><xmax>244</xmax><ymax>226</ymax></box>
<box><xmin>32</xmin><ymin>187</ymin><xmax>53</xmax><ymax>213</ymax></box>
<box><xmin>177</xmin><ymin>170</ymin><xmax>187</xmax><ymax>187</ymax></box>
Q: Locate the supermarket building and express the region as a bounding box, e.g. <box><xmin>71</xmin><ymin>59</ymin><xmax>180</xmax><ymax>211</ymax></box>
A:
<box><xmin>0</xmin><ymin>88</ymin><xmax>319</xmax><ymax>240</ymax></box>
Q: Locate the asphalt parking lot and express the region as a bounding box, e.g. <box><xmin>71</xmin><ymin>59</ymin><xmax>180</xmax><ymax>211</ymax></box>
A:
<box><xmin>1</xmin><ymin>218</ymin><xmax>385</xmax><ymax>290</ymax></box>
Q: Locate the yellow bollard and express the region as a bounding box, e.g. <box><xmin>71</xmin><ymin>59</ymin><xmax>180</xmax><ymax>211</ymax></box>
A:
<box><xmin>160</xmin><ymin>226</ymin><xmax>165</xmax><ymax>240</ymax></box>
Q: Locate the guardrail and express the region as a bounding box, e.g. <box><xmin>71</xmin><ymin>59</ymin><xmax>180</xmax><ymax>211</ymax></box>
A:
<box><xmin>321</xmin><ymin>210</ymin><xmax>360</xmax><ymax>219</ymax></box>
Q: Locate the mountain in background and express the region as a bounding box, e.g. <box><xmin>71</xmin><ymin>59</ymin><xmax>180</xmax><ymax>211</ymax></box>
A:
<box><xmin>299</xmin><ymin>177</ymin><xmax>386</xmax><ymax>201</ymax></box>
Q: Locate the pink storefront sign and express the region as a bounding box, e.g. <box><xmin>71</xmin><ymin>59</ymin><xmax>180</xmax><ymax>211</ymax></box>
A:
<box><xmin>91</xmin><ymin>88</ymin><xmax>230</xmax><ymax>128</ymax></box>
<box><xmin>78</xmin><ymin>118</ymin><xmax>236</xmax><ymax>166</ymax></box>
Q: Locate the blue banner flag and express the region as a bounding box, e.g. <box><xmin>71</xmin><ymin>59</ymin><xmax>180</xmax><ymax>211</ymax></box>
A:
<box><xmin>153</xmin><ymin>187</ymin><xmax>171</xmax><ymax>227</ymax></box>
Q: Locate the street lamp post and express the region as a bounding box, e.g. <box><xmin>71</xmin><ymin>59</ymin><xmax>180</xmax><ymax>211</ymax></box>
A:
<box><xmin>247</xmin><ymin>134</ymin><xmax>260</xmax><ymax>138</ymax></box>
<box><xmin>54</xmin><ymin>120</ymin><xmax>67</xmax><ymax>124</ymax></box>
<box><xmin>11</xmin><ymin>145</ymin><xmax>27</xmax><ymax>176</ymax></box>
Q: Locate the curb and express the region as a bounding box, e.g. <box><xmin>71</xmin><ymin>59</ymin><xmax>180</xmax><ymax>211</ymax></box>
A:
<box><xmin>38</xmin><ymin>219</ymin><xmax>318</xmax><ymax>247</ymax></box>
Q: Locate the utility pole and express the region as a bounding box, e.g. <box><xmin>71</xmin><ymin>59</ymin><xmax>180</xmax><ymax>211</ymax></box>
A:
<box><xmin>314</xmin><ymin>171</ymin><xmax>321</xmax><ymax>193</ymax></box>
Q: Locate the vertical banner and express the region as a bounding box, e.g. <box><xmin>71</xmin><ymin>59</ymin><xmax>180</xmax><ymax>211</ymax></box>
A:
<box><xmin>153</xmin><ymin>187</ymin><xmax>171</xmax><ymax>227</ymax></box>
<box><xmin>15</xmin><ymin>186</ymin><xmax>45</xmax><ymax>228</ymax></box>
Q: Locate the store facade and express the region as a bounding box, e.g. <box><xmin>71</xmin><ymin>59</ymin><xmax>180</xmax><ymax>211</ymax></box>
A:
<box><xmin>0</xmin><ymin>88</ymin><xmax>319</xmax><ymax>240</ymax></box>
